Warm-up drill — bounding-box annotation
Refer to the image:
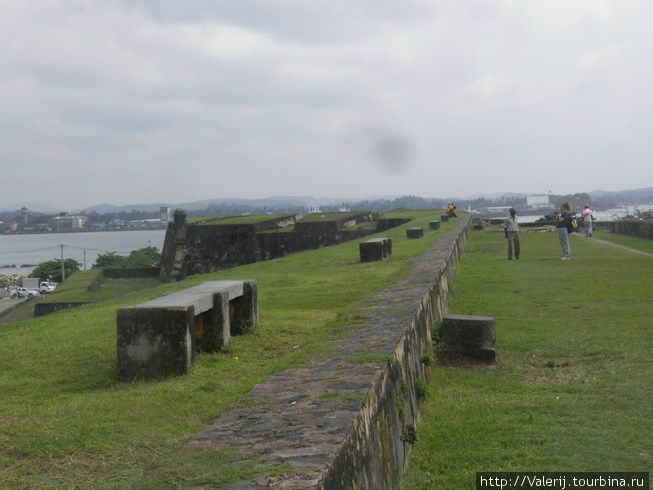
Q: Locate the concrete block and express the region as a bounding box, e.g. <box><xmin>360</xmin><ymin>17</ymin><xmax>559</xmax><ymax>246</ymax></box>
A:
<box><xmin>117</xmin><ymin>280</ymin><xmax>257</xmax><ymax>380</ymax></box>
<box><xmin>440</xmin><ymin>314</ymin><xmax>495</xmax><ymax>363</ymax></box>
<box><xmin>406</xmin><ymin>227</ymin><xmax>424</xmax><ymax>239</ymax></box>
<box><xmin>440</xmin><ymin>215</ymin><xmax>449</xmax><ymax>222</ymax></box>
<box><xmin>359</xmin><ymin>237</ymin><xmax>392</xmax><ymax>262</ymax></box>
<box><xmin>429</xmin><ymin>220</ymin><xmax>440</xmax><ymax>230</ymax></box>
<box><xmin>117</xmin><ymin>307</ymin><xmax>194</xmax><ymax>379</ymax></box>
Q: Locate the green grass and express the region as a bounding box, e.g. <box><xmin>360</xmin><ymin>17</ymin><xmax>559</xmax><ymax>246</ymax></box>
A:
<box><xmin>187</xmin><ymin>215</ymin><xmax>225</xmax><ymax>224</ymax></box>
<box><xmin>302</xmin><ymin>212</ymin><xmax>357</xmax><ymax>222</ymax></box>
<box><xmin>382</xmin><ymin>209</ymin><xmax>443</xmax><ymax>219</ymax></box>
<box><xmin>591</xmin><ymin>230</ymin><xmax>653</xmax><ymax>254</ymax></box>
<box><xmin>37</xmin><ymin>270</ymin><xmax>159</xmax><ymax>304</ymax></box>
<box><xmin>213</xmin><ymin>214</ymin><xmax>287</xmax><ymax>225</ymax></box>
<box><xmin>0</xmin><ymin>210</ymin><xmax>457</xmax><ymax>488</ymax></box>
<box><xmin>404</xmin><ymin>228</ymin><xmax>653</xmax><ymax>489</ymax></box>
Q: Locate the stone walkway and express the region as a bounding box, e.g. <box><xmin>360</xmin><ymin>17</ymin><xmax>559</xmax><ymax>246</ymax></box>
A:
<box><xmin>573</xmin><ymin>234</ymin><xmax>653</xmax><ymax>258</ymax></box>
<box><xmin>169</xmin><ymin>217</ymin><xmax>470</xmax><ymax>489</ymax></box>
<box><xmin>0</xmin><ymin>297</ymin><xmax>27</xmax><ymax>318</ymax></box>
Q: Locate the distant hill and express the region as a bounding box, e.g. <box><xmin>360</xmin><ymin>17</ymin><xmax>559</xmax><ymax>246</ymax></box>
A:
<box><xmin>79</xmin><ymin>196</ymin><xmax>358</xmax><ymax>214</ymax></box>
<box><xmin>589</xmin><ymin>187</ymin><xmax>653</xmax><ymax>202</ymax></box>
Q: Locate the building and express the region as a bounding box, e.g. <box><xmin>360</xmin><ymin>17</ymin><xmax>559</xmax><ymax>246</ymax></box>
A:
<box><xmin>49</xmin><ymin>213</ymin><xmax>88</xmax><ymax>231</ymax></box>
<box><xmin>526</xmin><ymin>195</ymin><xmax>551</xmax><ymax>209</ymax></box>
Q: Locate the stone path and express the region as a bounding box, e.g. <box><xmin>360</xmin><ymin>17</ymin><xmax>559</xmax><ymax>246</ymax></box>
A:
<box><xmin>168</xmin><ymin>217</ymin><xmax>470</xmax><ymax>489</ymax></box>
<box><xmin>0</xmin><ymin>297</ymin><xmax>27</xmax><ymax>318</ymax></box>
<box><xmin>573</xmin><ymin>235</ymin><xmax>653</xmax><ymax>258</ymax></box>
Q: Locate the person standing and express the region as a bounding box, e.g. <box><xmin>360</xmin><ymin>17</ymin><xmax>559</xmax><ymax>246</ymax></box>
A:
<box><xmin>556</xmin><ymin>202</ymin><xmax>572</xmax><ymax>260</ymax></box>
<box><xmin>581</xmin><ymin>204</ymin><xmax>594</xmax><ymax>237</ymax></box>
<box><xmin>504</xmin><ymin>208</ymin><xmax>520</xmax><ymax>260</ymax></box>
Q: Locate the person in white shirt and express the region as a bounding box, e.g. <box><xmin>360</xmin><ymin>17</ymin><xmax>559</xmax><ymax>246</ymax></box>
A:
<box><xmin>504</xmin><ymin>208</ymin><xmax>520</xmax><ymax>260</ymax></box>
<box><xmin>581</xmin><ymin>205</ymin><xmax>594</xmax><ymax>237</ymax></box>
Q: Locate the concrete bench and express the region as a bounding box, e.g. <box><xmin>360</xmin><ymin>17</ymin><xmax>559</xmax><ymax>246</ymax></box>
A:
<box><xmin>429</xmin><ymin>220</ymin><xmax>440</xmax><ymax>230</ymax></box>
<box><xmin>117</xmin><ymin>280</ymin><xmax>257</xmax><ymax>380</ymax></box>
<box><xmin>406</xmin><ymin>227</ymin><xmax>424</xmax><ymax>239</ymax></box>
<box><xmin>359</xmin><ymin>237</ymin><xmax>392</xmax><ymax>262</ymax></box>
<box><xmin>440</xmin><ymin>214</ymin><xmax>449</xmax><ymax>222</ymax></box>
<box><xmin>440</xmin><ymin>314</ymin><xmax>495</xmax><ymax>363</ymax></box>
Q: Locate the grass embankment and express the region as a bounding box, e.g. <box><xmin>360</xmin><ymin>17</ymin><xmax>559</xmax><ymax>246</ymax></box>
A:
<box><xmin>0</xmin><ymin>210</ymin><xmax>455</xmax><ymax>488</ymax></box>
<box><xmin>591</xmin><ymin>230</ymin><xmax>653</xmax><ymax>254</ymax></box>
<box><xmin>404</xmin><ymin>228</ymin><xmax>653</xmax><ymax>489</ymax></box>
<box><xmin>36</xmin><ymin>269</ymin><xmax>160</xmax><ymax>304</ymax></box>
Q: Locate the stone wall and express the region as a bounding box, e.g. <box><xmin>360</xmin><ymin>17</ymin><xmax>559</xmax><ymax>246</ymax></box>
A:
<box><xmin>178</xmin><ymin>216</ymin><xmax>470</xmax><ymax>488</ymax></box>
<box><xmin>103</xmin><ymin>268</ymin><xmax>160</xmax><ymax>278</ymax></box>
<box><xmin>160</xmin><ymin>211</ymin><xmax>386</xmax><ymax>282</ymax></box>
<box><xmin>594</xmin><ymin>220</ymin><xmax>653</xmax><ymax>240</ymax></box>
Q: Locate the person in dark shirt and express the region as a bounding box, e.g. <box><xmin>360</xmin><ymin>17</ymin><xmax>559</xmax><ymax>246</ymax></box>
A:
<box><xmin>555</xmin><ymin>202</ymin><xmax>572</xmax><ymax>260</ymax></box>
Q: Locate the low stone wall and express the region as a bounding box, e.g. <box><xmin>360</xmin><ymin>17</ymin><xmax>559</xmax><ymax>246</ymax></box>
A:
<box><xmin>594</xmin><ymin>220</ymin><xmax>653</xmax><ymax>240</ymax></box>
<box><xmin>103</xmin><ymin>268</ymin><xmax>160</xmax><ymax>278</ymax></box>
<box><xmin>178</xmin><ymin>216</ymin><xmax>470</xmax><ymax>488</ymax></box>
<box><xmin>33</xmin><ymin>302</ymin><xmax>88</xmax><ymax>318</ymax></box>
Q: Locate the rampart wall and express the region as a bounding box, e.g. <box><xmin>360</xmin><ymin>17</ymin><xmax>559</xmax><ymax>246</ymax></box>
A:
<box><xmin>179</xmin><ymin>215</ymin><xmax>471</xmax><ymax>488</ymax></box>
<box><xmin>594</xmin><ymin>219</ymin><xmax>653</xmax><ymax>240</ymax></box>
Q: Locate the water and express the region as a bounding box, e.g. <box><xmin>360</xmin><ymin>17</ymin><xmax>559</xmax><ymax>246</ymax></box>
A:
<box><xmin>0</xmin><ymin>229</ymin><xmax>166</xmax><ymax>276</ymax></box>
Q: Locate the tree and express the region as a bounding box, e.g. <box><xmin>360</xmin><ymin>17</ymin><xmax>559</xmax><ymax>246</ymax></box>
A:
<box><xmin>93</xmin><ymin>247</ymin><xmax>161</xmax><ymax>269</ymax></box>
<box><xmin>93</xmin><ymin>252</ymin><xmax>127</xmax><ymax>269</ymax></box>
<box><xmin>124</xmin><ymin>246</ymin><xmax>161</xmax><ymax>268</ymax></box>
<box><xmin>30</xmin><ymin>258</ymin><xmax>81</xmax><ymax>283</ymax></box>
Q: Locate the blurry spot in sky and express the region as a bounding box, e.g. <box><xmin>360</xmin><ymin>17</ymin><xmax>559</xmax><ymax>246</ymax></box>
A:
<box><xmin>374</xmin><ymin>134</ymin><xmax>411</xmax><ymax>173</ymax></box>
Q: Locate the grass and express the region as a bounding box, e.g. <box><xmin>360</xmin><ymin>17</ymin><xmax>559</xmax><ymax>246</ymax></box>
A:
<box><xmin>37</xmin><ymin>269</ymin><xmax>160</xmax><ymax>304</ymax></box>
<box><xmin>591</xmin><ymin>230</ymin><xmax>653</xmax><ymax>254</ymax></box>
<box><xmin>302</xmin><ymin>212</ymin><xmax>358</xmax><ymax>222</ymax></box>
<box><xmin>382</xmin><ymin>209</ymin><xmax>441</xmax><ymax>219</ymax></box>
<box><xmin>404</xmin><ymin>227</ymin><xmax>653</xmax><ymax>489</ymax></box>
<box><xmin>0</xmin><ymin>209</ymin><xmax>453</xmax><ymax>488</ymax></box>
<box><xmin>212</xmin><ymin>214</ymin><xmax>287</xmax><ymax>225</ymax></box>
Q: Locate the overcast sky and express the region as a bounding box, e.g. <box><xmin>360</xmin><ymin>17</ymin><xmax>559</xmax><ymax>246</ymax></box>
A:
<box><xmin>1</xmin><ymin>1</ymin><xmax>652</xmax><ymax>210</ymax></box>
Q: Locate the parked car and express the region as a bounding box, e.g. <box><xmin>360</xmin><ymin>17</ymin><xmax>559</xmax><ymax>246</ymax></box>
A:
<box><xmin>39</xmin><ymin>281</ymin><xmax>57</xmax><ymax>294</ymax></box>
<box><xmin>9</xmin><ymin>287</ymin><xmax>40</xmax><ymax>299</ymax></box>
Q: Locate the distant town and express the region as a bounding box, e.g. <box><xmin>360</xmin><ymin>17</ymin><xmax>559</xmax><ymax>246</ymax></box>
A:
<box><xmin>1</xmin><ymin>188</ymin><xmax>652</xmax><ymax>235</ymax></box>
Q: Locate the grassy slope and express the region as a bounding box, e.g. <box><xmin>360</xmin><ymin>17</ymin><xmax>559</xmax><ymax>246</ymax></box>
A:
<box><xmin>0</xmin><ymin>211</ymin><xmax>455</xmax><ymax>488</ymax></box>
<box><xmin>591</xmin><ymin>230</ymin><xmax>653</xmax><ymax>254</ymax></box>
<box><xmin>404</xmin><ymin>228</ymin><xmax>653</xmax><ymax>489</ymax></box>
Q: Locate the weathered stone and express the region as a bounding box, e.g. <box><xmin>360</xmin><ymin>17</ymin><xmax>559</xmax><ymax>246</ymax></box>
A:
<box><xmin>117</xmin><ymin>280</ymin><xmax>257</xmax><ymax>380</ymax></box>
<box><xmin>359</xmin><ymin>237</ymin><xmax>392</xmax><ymax>262</ymax></box>
<box><xmin>406</xmin><ymin>227</ymin><xmax>423</xmax><ymax>239</ymax></box>
<box><xmin>429</xmin><ymin>220</ymin><xmax>440</xmax><ymax>230</ymax></box>
<box><xmin>440</xmin><ymin>214</ymin><xmax>449</xmax><ymax>222</ymax></box>
<box><xmin>440</xmin><ymin>314</ymin><xmax>496</xmax><ymax>363</ymax></box>
<box><xmin>172</xmin><ymin>216</ymin><xmax>472</xmax><ymax>489</ymax></box>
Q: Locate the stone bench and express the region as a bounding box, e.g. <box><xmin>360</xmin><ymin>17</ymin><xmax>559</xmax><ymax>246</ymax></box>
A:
<box><xmin>429</xmin><ymin>220</ymin><xmax>440</xmax><ymax>230</ymax></box>
<box><xmin>440</xmin><ymin>214</ymin><xmax>449</xmax><ymax>222</ymax></box>
<box><xmin>440</xmin><ymin>314</ymin><xmax>495</xmax><ymax>363</ymax></box>
<box><xmin>359</xmin><ymin>237</ymin><xmax>392</xmax><ymax>262</ymax></box>
<box><xmin>117</xmin><ymin>280</ymin><xmax>257</xmax><ymax>380</ymax></box>
<box><xmin>406</xmin><ymin>227</ymin><xmax>424</xmax><ymax>239</ymax></box>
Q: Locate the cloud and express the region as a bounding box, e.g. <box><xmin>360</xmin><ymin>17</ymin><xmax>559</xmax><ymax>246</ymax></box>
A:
<box><xmin>0</xmin><ymin>0</ymin><xmax>652</xmax><ymax>209</ymax></box>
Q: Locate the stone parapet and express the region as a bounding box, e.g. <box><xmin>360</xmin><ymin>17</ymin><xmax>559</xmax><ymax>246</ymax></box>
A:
<box><xmin>177</xmin><ymin>216</ymin><xmax>471</xmax><ymax>488</ymax></box>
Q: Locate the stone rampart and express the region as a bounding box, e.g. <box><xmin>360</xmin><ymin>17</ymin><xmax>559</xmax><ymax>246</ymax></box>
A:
<box><xmin>160</xmin><ymin>211</ymin><xmax>394</xmax><ymax>282</ymax></box>
<box><xmin>179</xmin><ymin>215</ymin><xmax>470</xmax><ymax>488</ymax></box>
<box><xmin>593</xmin><ymin>219</ymin><xmax>653</xmax><ymax>240</ymax></box>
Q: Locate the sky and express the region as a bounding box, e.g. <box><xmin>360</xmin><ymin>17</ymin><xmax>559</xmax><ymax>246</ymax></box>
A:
<box><xmin>1</xmin><ymin>0</ymin><xmax>652</xmax><ymax>210</ymax></box>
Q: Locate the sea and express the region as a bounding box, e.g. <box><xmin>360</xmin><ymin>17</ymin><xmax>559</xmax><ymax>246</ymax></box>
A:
<box><xmin>0</xmin><ymin>229</ymin><xmax>166</xmax><ymax>276</ymax></box>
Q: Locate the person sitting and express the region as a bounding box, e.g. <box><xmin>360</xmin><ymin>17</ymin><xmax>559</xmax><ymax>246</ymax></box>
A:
<box><xmin>447</xmin><ymin>203</ymin><xmax>457</xmax><ymax>218</ymax></box>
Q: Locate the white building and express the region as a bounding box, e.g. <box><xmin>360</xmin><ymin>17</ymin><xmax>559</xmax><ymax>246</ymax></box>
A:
<box><xmin>527</xmin><ymin>195</ymin><xmax>550</xmax><ymax>209</ymax></box>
